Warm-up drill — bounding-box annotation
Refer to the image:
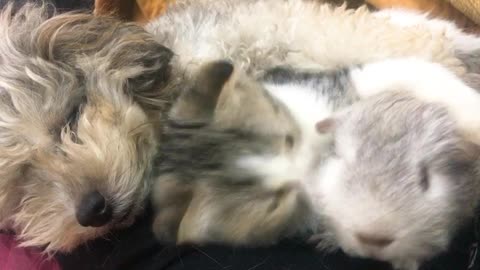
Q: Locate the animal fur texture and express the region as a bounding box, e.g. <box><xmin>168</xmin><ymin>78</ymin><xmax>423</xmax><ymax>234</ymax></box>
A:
<box><xmin>0</xmin><ymin>3</ymin><xmax>172</xmax><ymax>253</ymax></box>
<box><xmin>147</xmin><ymin>1</ymin><xmax>480</xmax><ymax>269</ymax></box>
<box><xmin>153</xmin><ymin>61</ymin><xmax>324</xmax><ymax>245</ymax></box>
<box><xmin>312</xmin><ymin>95</ymin><xmax>479</xmax><ymax>270</ymax></box>
<box><xmin>146</xmin><ymin>0</ymin><xmax>474</xmax><ymax>79</ymax></box>
<box><xmin>309</xmin><ymin>58</ymin><xmax>480</xmax><ymax>270</ymax></box>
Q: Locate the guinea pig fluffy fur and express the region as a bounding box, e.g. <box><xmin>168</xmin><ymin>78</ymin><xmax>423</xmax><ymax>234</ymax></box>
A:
<box><xmin>0</xmin><ymin>3</ymin><xmax>172</xmax><ymax>253</ymax></box>
<box><xmin>306</xmin><ymin>57</ymin><xmax>480</xmax><ymax>270</ymax></box>
<box><xmin>311</xmin><ymin>91</ymin><xmax>480</xmax><ymax>270</ymax></box>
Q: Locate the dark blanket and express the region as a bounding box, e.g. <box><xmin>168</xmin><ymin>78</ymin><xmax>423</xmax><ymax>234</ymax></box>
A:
<box><xmin>56</xmin><ymin>206</ymin><xmax>476</xmax><ymax>270</ymax></box>
<box><xmin>57</xmin><ymin>207</ymin><xmax>390</xmax><ymax>270</ymax></box>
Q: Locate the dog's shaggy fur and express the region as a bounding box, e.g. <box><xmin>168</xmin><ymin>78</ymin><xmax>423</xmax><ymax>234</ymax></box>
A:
<box><xmin>0</xmin><ymin>3</ymin><xmax>172</xmax><ymax>252</ymax></box>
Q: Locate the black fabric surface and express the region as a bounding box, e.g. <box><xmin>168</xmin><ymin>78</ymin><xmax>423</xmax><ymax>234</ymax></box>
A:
<box><xmin>56</xmin><ymin>205</ymin><xmax>476</xmax><ymax>270</ymax></box>
<box><xmin>56</xmin><ymin>207</ymin><xmax>391</xmax><ymax>270</ymax></box>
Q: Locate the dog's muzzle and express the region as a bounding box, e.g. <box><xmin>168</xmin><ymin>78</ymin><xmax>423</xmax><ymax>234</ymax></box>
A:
<box><xmin>76</xmin><ymin>191</ymin><xmax>113</xmax><ymax>227</ymax></box>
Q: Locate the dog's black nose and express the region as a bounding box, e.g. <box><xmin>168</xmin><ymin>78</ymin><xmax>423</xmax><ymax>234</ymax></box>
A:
<box><xmin>76</xmin><ymin>191</ymin><xmax>113</xmax><ymax>227</ymax></box>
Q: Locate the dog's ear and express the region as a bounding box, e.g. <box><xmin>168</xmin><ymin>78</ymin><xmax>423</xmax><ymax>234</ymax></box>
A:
<box><xmin>37</xmin><ymin>13</ymin><xmax>174</xmax><ymax>110</ymax></box>
<box><xmin>116</xmin><ymin>38</ymin><xmax>174</xmax><ymax>109</ymax></box>
<box><xmin>101</xmin><ymin>25</ymin><xmax>174</xmax><ymax>109</ymax></box>
<box><xmin>169</xmin><ymin>61</ymin><xmax>234</xmax><ymax>127</ymax></box>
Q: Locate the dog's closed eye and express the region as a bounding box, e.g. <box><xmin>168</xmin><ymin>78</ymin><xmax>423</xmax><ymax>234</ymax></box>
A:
<box><xmin>49</xmin><ymin>103</ymin><xmax>83</xmax><ymax>142</ymax></box>
<box><xmin>65</xmin><ymin>95</ymin><xmax>87</xmax><ymax>133</ymax></box>
<box><xmin>66</xmin><ymin>105</ymin><xmax>81</xmax><ymax>130</ymax></box>
<box><xmin>47</xmin><ymin>105</ymin><xmax>83</xmax><ymax>144</ymax></box>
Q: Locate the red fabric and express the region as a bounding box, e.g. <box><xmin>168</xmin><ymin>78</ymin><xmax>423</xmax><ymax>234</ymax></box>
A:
<box><xmin>0</xmin><ymin>234</ymin><xmax>60</xmax><ymax>270</ymax></box>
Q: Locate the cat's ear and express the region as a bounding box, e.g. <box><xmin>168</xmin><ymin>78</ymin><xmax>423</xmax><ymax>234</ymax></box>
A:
<box><xmin>169</xmin><ymin>60</ymin><xmax>234</xmax><ymax>127</ymax></box>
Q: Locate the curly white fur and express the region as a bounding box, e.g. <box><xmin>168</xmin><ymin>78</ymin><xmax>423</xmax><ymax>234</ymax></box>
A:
<box><xmin>147</xmin><ymin>0</ymin><xmax>471</xmax><ymax>78</ymax></box>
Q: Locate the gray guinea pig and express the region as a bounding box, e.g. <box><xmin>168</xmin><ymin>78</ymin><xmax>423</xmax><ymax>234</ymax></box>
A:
<box><xmin>310</xmin><ymin>91</ymin><xmax>480</xmax><ymax>270</ymax></box>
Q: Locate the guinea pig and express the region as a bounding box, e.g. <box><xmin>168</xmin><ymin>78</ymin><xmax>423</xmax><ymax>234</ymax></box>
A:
<box><xmin>309</xmin><ymin>60</ymin><xmax>480</xmax><ymax>270</ymax></box>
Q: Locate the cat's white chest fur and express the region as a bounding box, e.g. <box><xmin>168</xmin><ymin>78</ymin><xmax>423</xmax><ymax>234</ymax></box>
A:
<box><xmin>236</xmin><ymin>82</ymin><xmax>334</xmax><ymax>190</ymax></box>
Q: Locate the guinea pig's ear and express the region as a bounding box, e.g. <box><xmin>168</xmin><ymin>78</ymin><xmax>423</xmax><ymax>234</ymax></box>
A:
<box><xmin>169</xmin><ymin>60</ymin><xmax>235</xmax><ymax>127</ymax></box>
<box><xmin>316</xmin><ymin>107</ymin><xmax>352</xmax><ymax>134</ymax></box>
<box><xmin>315</xmin><ymin>117</ymin><xmax>336</xmax><ymax>134</ymax></box>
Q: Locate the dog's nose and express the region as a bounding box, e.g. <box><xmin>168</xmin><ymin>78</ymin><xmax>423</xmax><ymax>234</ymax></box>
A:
<box><xmin>76</xmin><ymin>191</ymin><xmax>113</xmax><ymax>227</ymax></box>
<box><xmin>355</xmin><ymin>232</ymin><xmax>394</xmax><ymax>248</ymax></box>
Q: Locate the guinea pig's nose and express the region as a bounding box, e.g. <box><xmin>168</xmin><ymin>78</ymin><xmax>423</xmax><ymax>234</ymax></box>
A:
<box><xmin>76</xmin><ymin>191</ymin><xmax>113</xmax><ymax>227</ymax></box>
<box><xmin>355</xmin><ymin>232</ymin><xmax>394</xmax><ymax>248</ymax></box>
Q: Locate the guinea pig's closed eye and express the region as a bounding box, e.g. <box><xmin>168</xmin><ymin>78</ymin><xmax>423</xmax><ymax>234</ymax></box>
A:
<box><xmin>419</xmin><ymin>164</ymin><xmax>430</xmax><ymax>192</ymax></box>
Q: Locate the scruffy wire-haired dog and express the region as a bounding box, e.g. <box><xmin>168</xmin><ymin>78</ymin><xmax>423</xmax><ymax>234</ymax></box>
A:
<box><xmin>0</xmin><ymin>3</ymin><xmax>173</xmax><ymax>253</ymax></box>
